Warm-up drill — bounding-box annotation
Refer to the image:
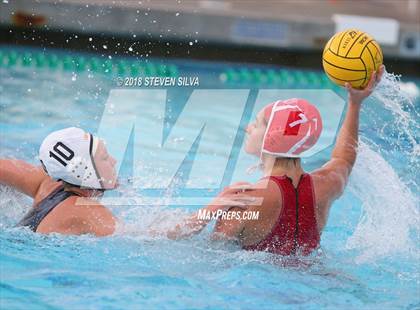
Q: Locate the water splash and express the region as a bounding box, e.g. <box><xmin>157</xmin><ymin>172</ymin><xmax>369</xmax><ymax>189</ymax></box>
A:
<box><xmin>345</xmin><ymin>69</ymin><xmax>420</xmax><ymax>263</ymax></box>
<box><xmin>372</xmin><ymin>71</ymin><xmax>419</xmax><ymax>169</ymax></box>
<box><xmin>0</xmin><ymin>186</ymin><xmax>29</xmax><ymax>229</ymax></box>
<box><xmin>347</xmin><ymin>142</ymin><xmax>419</xmax><ymax>263</ymax></box>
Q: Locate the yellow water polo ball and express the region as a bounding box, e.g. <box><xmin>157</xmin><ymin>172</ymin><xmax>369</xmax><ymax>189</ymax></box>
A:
<box><xmin>322</xmin><ymin>29</ymin><xmax>383</xmax><ymax>89</ymax></box>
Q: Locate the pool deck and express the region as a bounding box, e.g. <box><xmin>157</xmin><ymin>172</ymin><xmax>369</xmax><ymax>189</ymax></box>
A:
<box><xmin>0</xmin><ymin>0</ymin><xmax>419</xmax><ymax>62</ymax></box>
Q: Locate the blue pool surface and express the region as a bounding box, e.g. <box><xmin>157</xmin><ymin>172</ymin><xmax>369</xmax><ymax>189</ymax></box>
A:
<box><xmin>0</xmin><ymin>47</ymin><xmax>419</xmax><ymax>309</ymax></box>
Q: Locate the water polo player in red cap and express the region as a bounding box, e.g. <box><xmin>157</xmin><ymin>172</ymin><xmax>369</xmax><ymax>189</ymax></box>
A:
<box><xmin>206</xmin><ymin>66</ymin><xmax>385</xmax><ymax>256</ymax></box>
<box><xmin>165</xmin><ymin>67</ymin><xmax>384</xmax><ymax>247</ymax></box>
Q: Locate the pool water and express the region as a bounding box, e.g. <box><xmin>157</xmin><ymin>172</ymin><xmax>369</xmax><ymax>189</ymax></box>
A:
<box><xmin>0</xmin><ymin>47</ymin><xmax>419</xmax><ymax>309</ymax></box>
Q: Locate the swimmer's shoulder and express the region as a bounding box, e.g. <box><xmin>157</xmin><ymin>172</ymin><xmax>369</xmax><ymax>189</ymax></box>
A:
<box><xmin>213</xmin><ymin>178</ymin><xmax>283</xmax><ymax>245</ymax></box>
<box><xmin>40</xmin><ymin>196</ymin><xmax>116</xmax><ymax>236</ymax></box>
<box><xmin>241</xmin><ymin>177</ymin><xmax>283</xmax><ymax>225</ymax></box>
<box><xmin>310</xmin><ymin>165</ymin><xmax>348</xmax><ymax>232</ymax></box>
<box><xmin>216</xmin><ymin>179</ymin><xmax>281</xmax><ymax>214</ymax></box>
<box><xmin>310</xmin><ymin>161</ymin><xmax>347</xmax><ymax>204</ymax></box>
<box><xmin>213</xmin><ymin>178</ymin><xmax>282</xmax><ymax>240</ymax></box>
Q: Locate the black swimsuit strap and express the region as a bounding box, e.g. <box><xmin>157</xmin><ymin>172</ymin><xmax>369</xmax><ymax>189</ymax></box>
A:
<box><xmin>18</xmin><ymin>185</ymin><xmax>78</xmax><ymax>232</ymax></box>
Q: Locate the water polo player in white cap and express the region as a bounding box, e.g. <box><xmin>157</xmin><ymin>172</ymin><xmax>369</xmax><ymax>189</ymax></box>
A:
<box><xmin>0</xmin><ymin>127</ymin><xmax>117</xmax><ymax>236</ymax></box>
<box><xmin>1</xmin><ymin>127</ymin><xmax>250</xmax><ymax>237</ymax></box>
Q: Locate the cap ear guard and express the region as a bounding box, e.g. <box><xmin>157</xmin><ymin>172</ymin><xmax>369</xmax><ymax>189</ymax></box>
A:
<box><xmin>65</xmin><ymin>156</ymin><xmax>97</xmax><ymax>186</ymax></box>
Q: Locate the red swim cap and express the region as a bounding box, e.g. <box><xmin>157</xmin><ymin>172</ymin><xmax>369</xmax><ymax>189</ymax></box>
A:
<box><xmin>262</xmin><ymin>98</ymin><xmax>322</xmax><ymax>157</ymax></box>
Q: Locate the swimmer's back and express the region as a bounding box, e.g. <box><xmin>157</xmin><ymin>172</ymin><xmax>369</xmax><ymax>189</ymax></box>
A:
<box><xmin>214</xmin><ymin>167</ymin><xmax>347</xmax><ymax>249</ymax></box>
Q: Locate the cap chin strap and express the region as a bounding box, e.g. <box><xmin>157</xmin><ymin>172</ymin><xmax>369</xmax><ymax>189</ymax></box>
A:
<box><xmin>92</xmin><ymin>136</ymin><xmax>99</xmax><ymax>155</ymax></box>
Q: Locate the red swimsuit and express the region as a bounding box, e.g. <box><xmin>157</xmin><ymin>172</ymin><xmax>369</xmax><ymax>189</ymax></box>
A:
<box><xmin>243</xmin><ymin>174</ymin><xmax>320</xmax><ymax>256</ymax></box>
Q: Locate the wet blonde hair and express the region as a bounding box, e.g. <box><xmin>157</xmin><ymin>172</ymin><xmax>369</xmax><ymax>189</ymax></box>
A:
<box><xmin>274</xmin><ymin>157</ymin><xmax>301</xmax><ymax>168</ymax></box>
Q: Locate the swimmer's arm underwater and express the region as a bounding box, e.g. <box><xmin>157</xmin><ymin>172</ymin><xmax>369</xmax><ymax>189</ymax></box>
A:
<box><xmin>165</xmin><ymin>205</ymin><xmax>217</xmax><ymax>240</ymax></box>
<box><xmin>0</xmin><ymin>159</ymin><xmax>49</xmax><ymax>198</ymax></box>
<box><xmin>166</xmin><ymin>185</ymin><xmax>255</xmax><ymax>240</ymax></box>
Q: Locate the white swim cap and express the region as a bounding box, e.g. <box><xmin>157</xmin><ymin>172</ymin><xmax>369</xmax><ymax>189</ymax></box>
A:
<box><xmin>39</xmin><ymin>127</ymin><xmax>104</xmax><ymax>189</ymax></box>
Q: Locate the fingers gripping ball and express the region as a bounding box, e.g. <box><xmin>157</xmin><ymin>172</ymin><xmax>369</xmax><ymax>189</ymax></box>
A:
<box><xmin>322</xmin><ymin>29</ymin><xmax>383</xmax><ymax>89</ymax></box>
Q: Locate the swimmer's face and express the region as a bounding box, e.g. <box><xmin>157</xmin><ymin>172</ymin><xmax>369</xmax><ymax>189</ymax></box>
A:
<box><xmin>245</xmin><ymin>109</ymin><xmax>267</xmax><ymax>156</ymax></box>
<box><xmin>93</xmin><ymin>140</ymin><xmax>118</xmax><ymax>189</ymax></box>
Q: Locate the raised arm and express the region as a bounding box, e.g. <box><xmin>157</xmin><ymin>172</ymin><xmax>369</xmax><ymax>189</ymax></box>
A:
<box><xmin>0</xmin><ymin>159</ymin><xmax>50</xmax><ymax>198</ymax></box>
<box><xmin>313</xmin><ymin>66</ymin><xmax>384</xmax><ymax>200</ymax></box>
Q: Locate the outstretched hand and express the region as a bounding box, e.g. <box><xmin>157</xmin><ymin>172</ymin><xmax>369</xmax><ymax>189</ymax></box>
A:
<box><xmin>345</xmin><ymin>65</ymin><xmax>385</xmax><ymax>104</ymax></box>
